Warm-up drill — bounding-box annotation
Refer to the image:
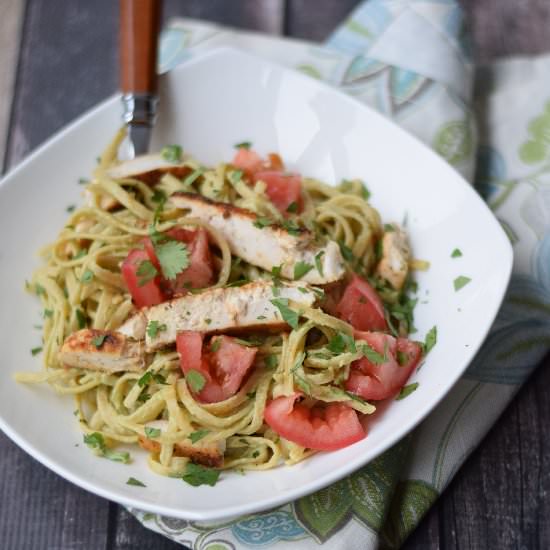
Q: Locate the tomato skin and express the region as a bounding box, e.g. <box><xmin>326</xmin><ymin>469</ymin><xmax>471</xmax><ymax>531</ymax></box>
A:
<box><xmin>233</xmin><ymin>148</ymin><xmax>264</xmax><ymax>175</ymax></box>
<box><xmin>254</xmin><ymin>171</ymin><xmax>303</xmax><ymax>215</ymax></box>
<box><xmin>264</xmin><ymin>394</ymin><xmax>366</xmax><ymax>451</ymax></box>
<box><xmin>336</xmin><ymin>274</ymin><xmax>387</xmax><ymax>332</ymax></box>
<box><xmin>121</xmin><ymin>249</ymin><xmax>165</xmax><ymax>308</ymax></box>
<box><xmin>345</xmin><ymin>331</ymin><xmax>422</xmax><ymax>400</ymax></box>
<box><xmin>177</xmin><ymin>333</ymin><xmax>257</xmax><ymax>403</ymax></box>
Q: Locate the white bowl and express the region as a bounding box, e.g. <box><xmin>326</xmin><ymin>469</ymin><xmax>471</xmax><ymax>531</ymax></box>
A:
<box><xmin>0</xmin><ymin>47</ymin><xmax>512</xmax><ymax>521</ymax></box>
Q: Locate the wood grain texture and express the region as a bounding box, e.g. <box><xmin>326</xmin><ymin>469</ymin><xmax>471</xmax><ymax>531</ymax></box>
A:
<box><xmin>2</xmin><ymin>1</ymin><xmax>550</xmax><ymax>549</ymax></box>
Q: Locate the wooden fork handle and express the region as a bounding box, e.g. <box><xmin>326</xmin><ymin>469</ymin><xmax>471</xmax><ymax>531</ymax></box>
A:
<box><xmin>120</xmin><ymin>0</ymin><xmax>162</xmax><ymax>95</ymax></box>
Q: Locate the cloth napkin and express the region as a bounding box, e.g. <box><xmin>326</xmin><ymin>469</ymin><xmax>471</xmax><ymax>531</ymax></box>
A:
<box><xmin>128</xmin><ymin>1</ymin><xmax>550</xmax><ymax>547</ymax></box>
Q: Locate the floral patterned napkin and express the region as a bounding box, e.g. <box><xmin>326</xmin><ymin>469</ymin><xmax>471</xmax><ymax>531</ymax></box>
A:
<box><xmin>129</xmin><ymin>1</ymin><xmax>550</xmax><ymax>547</ymax></box>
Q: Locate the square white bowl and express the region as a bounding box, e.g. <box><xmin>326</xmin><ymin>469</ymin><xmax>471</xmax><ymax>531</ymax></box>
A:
<box><xmin>0</xmin><ymin>47</ymin><xmax>512</xmax><ymax>520</ymax></box>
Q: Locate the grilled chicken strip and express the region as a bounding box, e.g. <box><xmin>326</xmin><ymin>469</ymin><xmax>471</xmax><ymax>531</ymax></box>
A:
<box><xmin>59</xmin><ymin>329</ymin><xmax>147</xmax><ymax>373</ymax></box>
<box><xmin>118</xmin><ymin>280</ymin><xmax>317</xmax><ymax>351</ymax></box>
<box><xmin>106</xmin><ymin>153</ymin><xmax>192</xmax><ymax>184</ymax></box>
<box><xmin>170</xmin><ymin>193</ymin><xmax>345</xmax><ymax>285</ymax></box>
<box><xmin>375</xmin><ymin>224</ymin><xmax>410</xmax><ymax>290</ymax></box>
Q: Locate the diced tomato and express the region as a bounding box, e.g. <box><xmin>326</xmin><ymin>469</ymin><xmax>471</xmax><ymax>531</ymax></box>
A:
<box><xmin>233</xmin><ymin>148</ymin><xmax>264</xmax><ymax>175</ymax></box>
<box><xmin>254</xmin><ymin>171</ymin><xmax>303</xmax><ymax>215</ymax></box>
<box><xmin>264</xmin><ymin>394</ymin><xmax>365</xmax><ymax>451</ymax></box>
<box><xmin>121</xmin><ymin>249</ymin><xmax>165</xmax><ymax>308</ymax></box>
<box><xmin>141</xmin><ymin>227</ymin><xmax>214</xmax><ymax>298</ymax></box>
<box><xmin>177</xmin><ymin>333</ymin><xmax>257</xmax><ymax>403</ymax></box>
<box><xmin>336</xmin><ymin>274</ymin><xmax>387</xmax><ymax>332</ymax></box>
<box><xmin>167</xmin><ymin>228</ymin><xmax>214</xmax><ymax>293</ymax></box>
<box><xmin>345</xmin><ymin>331</ymin><xmax>422</xmax><ymax>400</ymax></box>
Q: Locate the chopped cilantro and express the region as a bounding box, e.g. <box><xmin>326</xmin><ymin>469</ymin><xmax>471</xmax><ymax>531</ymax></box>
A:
<box><xmin>295</xmin><ymin>374</ymin><xmax>311</xmax><ymax>395</ymax></box>
<box><xmin>229</xmin><ymin>169</ymin><xmax>244</xmax><ymax>183</ymax></box>
<box><xmin>83</xmin><ymin>432</ymin><xmax>130</xmax><ymax>463</ymax></box>
<box><xmin>182</xmin><ymin>168</ymin><xmax>204</xmax><ymax>188</ymax></box>
<box><xmin>281</xmin><ymin>220</ymin><xmax>302</xmax><ymax>236</ymax></box>
<box><xmin>91</xmin><ymin>334</ymin><xmax>107</xmax><ymax>348</ymax></box>
<box><xmin>423</xmin><ymin>326</ymin><xmax>437</xmax><ymax>354</ymax></box>
<box><xmin>146</xmin><ymin>320</ymin><xmax>167</xmax><ymax>339</ymax></box>
<box><xmin>234</xmin><ymin>141</ymin><xmax>252</xmax><ymax>149</ymax></box>
<box><xmin>210</xmin><ymin>338</ymin><xmax>221</xmax><ymax>353</ymax></box>
<box><xmin>271</xmin><ymin>265</ymin><xmax>282</xmax><ymax>279</ymax></box>
<box><xmin>286</xmin><ymin>201</ymin><xmax>298</xmax><ymax>213</ymax></box>
<box><xmin>137</xmin><ymin>392</ymin><xmax>151</xmax><ymax>403</ymax></box>
<box><xmin>265</xmin><ymin>355</ymin><xmax>278</xmax><ymax>369</ymax></box>
<box><xmin>253</xmin><ymin>217</ymin><xmax>274</xmax><ymax>229</ymax></box>
<box><xmin>137</xmin><ymin>260</ymin><xmax>158</xmax><ymax>287</ymax></box>
<box><xmin>270</xmin><ymin>298</ymin><xmax>299</xmax><ymax>329</ymax></box>
<box><xmin>151</xmin><ymin>188</ymin><xmax>166</xmax><ymax>204</ymax></box>
<box><xmin>144</xmin><ymin>427</ymin><xmax>161</xmax><ymax>439</ymax></box>
<box><xmin>161</xmin><ymin>144</ymin><xmax>183</xmax><ymax>163</ymax></box>
<box><xmin>327</xmin><ymin>333</ymin><xmax>356</xmax><ymax>354</ymax></box>
<box><xmin>127</xmin><ymin>477</ymin><xmax>146</xmax><ymax>487</ymax></box>
<box><xmin>293</xmin><ymin>261</ymin><xmax>313</xmax><ymax>280</ymax></box>
<box><xmin>182</xmin><ymin>463</ymin><xmax>220</xmax><ymax>487</ymax></box>
<box><xmin>361</xmin><ymin>344</ymin><xmax>386</xmax><ymax>365</ymax></box>
<box><xmin>453</xmin><ymin>276</ymin><xmax>471</xmax><ymax>292</ymax></box>
<box><xmin>186</xmin><ymin>369</ymin><xmax>206</xmax><ymax>393</ymax></box>
<box><xmin>451</xmin><ymin>248</ymin><xmax>463</xmax><ymax>258</ymax></box>
<box><xmin>374</xmin><ymin>239</ymin><xmax>383</xmax><ymax>262</ymax></box>
<box><xmin>396</xmin><ymin>351</ymin><xmax>409</xmax><ymax>366</ymax></box>
<box><xmin>155</xmin><ymin>240</ymin><xmax>189</xmax><ymax>280</ymax></box>
<box><xmin>31</xmin><ymin>346</ymin><xmax>42</xmax><ymax>356</ymax></box>
<box><xmin>315</xmin><ymin>251</ymin><xmax>325</xmax><ymax>277</ymax></box>
<box><xmin>43</xmin><ymin>309</ymin><xmax>53</xmax><ymax>318</ymax></box>
<box><xmin>252</xmin><ymin>450</ymin><xmax>260</xmax><ymax>458</ymax></box>
<box><xmin>338</xmin><ymin>240</ymin><xmax>355</xmax><ymax>263</ymax></box>
<box><xmin>80</xmin><ymin>269</ymin><xmax>94</xmax><ymax>284</ymax></box>
<box><xmin>396</xmin><ymin>382</ymin><xmax>419</xmax><ymax>400</ymax></box>
<box><xmin>233</xmin><ymin>337</ymin><xmax>262</xmax><ymax>347</ymax></box>
<box><xmin>35</xmin><ymin>283</ymin><xmax>46</xmax><ymax>296</ymax></box>
<box><xmin>73</xmin><ymin>249</ymin><xmax>87</xmax><ymax>260</ymax></box>
<box><xmin>138</xmin><ymin>371</ymin><xmax>167</xmax><ymax>387</ymax></box>
<box><xmin>189</xmin><ymin>429</ymin><xmax>210</xmax><ymax>444</ymax></box>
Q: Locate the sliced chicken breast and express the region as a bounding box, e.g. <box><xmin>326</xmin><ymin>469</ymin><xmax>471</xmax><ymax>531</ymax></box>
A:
<box><xmin>171</xmin><ymin>193</ymin><xmax>345</xmax><ymax>285</ymax></box>
<box><xmin>59</xmin><ymin>329</ymin><xmax>147</xmax><ymax>373</ymax></box>
<box><xmin>106</xmin><ymin>153</ymin><xmax>192</xmax><ymax>185</ymax></box>
<box><xmin>119</xmin><ymin>280</ymin><xmax>317</xmax><ymax>351</ymax></box>
<box><xmin>375</xmin><ymin>224</ymin><xmax>410</xmax><ymax>290</ymax></box>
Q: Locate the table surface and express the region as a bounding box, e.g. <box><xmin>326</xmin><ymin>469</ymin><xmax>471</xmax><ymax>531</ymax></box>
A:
<box><xmin>2</xmin><ymin>1</ymin><xmax>550</xmax><ymax>548</ymax></box>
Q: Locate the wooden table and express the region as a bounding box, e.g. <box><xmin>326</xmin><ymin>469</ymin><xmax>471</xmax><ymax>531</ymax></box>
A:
<box><xmin>1</xmin><ymin>1</ymin><xmax>550</xmax><ymax>548</ymax></box>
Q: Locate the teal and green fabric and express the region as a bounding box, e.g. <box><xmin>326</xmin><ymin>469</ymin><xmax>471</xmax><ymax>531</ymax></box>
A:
<box><xmin>130</xmin><ymin>2</ymin><xmax>550</xmax><ymax>547</ymax></box>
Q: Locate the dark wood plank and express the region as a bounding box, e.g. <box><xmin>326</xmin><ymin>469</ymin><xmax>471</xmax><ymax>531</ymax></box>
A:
<box><xmin>459</xmin><ymin>0</ymin><xmax>550</xmax><ymax>62</ymax></box>
<box><xmin>285</xmin><ymin>0</ymin><xmax>359</xmax><ymax>41</ymax></box>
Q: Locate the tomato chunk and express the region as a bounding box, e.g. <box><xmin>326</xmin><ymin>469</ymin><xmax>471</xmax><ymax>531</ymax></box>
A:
<box><xmin>233</xmin><ymin>148</ymin><xmax>264</xmax><ymax>175</ymax></box>
<box><xmin>345</xmin><ymin>331</ymin><xmax>422</xmax><ymax>400</ymax></box>
<box><xmin>254</xmin><ymin>170</ymin><xmax>303</xmax><ymax>215</ymax></box>
<box><xmin>121</xmin><ymin>249</ymin><xmax>165</xmax><ymax>308</ymax></box>
<box><xmin>336</xmin><ymin>274</ymin><xmax>387</xmax><ymax>331</ymax></box>
<box><xmin>264</xmin><ymin>394</ymin><xmax>365</xmax><ymax>451</ymax></box>
<box><xmin>177</xmin><ymin>333</ymin><xmax>257</xmax><ymax>403</ymax></box>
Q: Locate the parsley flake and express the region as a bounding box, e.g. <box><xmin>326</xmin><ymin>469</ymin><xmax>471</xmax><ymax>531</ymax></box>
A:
<box><xmin>91</xmin><ymin>334</ymin><xmax>107</xmax><ymax>348</ymax></box>
<box><xmin>182</xmin><ymin>463</ymin><xmax>220</xmax><ymax>487</ymax></box>
<box><xmin>187</xmin><ymin>369</ymin><xmax>206</xmax><ymax>393</ymax></box>
<box><xmin>127</xmin><ymin>477</ymin><xmax>146</xmax><ymax>487</ymax></box>
<box><xmin>396</xmin><ymin>382</ymin><xmax>419</xmax><ymax>400</ymax></box>
<box><xmin>453</xmin><ymin>276</ymin><xmax>471</xmax><ymax>292</ymax></box>
<box><xmin>161</xmin><ymin>144</ymin><xmax>183</xmax><ymax>163</ymax></box>
<box><xmin>138</xmin><ymin>371</ymin><xmax>167</xmax><ymax>387</ymax></box>
<box><xmin>338</xmin><ymin>240</ymin><xmax>355</xmax><ymax>263</ymax></box>
<box><xmin>234</xmin><ymin>141</ymin><xmax>252</xmax><ymax>149</ymax></box>
<box><xmin>146</xmin><ymin>320</ymin><xmax>167</xmax><ymax>339</ymax></box>
<box><xmin>43</xmin><ymin>308</ymin><xmax>53</xmax><ymax>318</ymax></box>
<box><xmin>35</xmin><ymin>283</ymin><xmax>46</xmax><ymax>296</ymax></box>
<box><xmin>78</xmin><ymin>177</ymin><xmax>89</xmax><ymax>185</ymax></box>
<box><xmin>423</xmin><ymin>326</ymin><xmax>437</xmax><ymax>354</ymax></box>
<box><xmin>361</xmin><ymin>344</ymin><xmax>386</xmax><ymax>365</ymax></box>
<box><xmin>281</xmin><ymin>220</ymin><xmax>302</xmax><ymax>236</ymax></box>
<box><xmin>66</xmin><ymin>204</ymin><xmax>76</xmax><ymax>213</ymax></box>
<box><xmin>265</xmin><ymin>355</ymin><xmax>278</xmax><ymax>369</ymax></box>
<box><xmin>451</xmin><ymin>248</ymin><xmax>463</xmax><ymax>258</ymax></box>
<box><xmin>293</xmin><ymin>261</ymin><xmax>314</xmax><ymax>280</ymax></box>
<box><xmin>253</xmin><ymin>217</ymin><xmax>274</xmax><ymax>229</ymax></box>
<box><xmin>189</xmin><ymin>429</ymin><xmax>210</xmax><ymax>444</ymax></box>
<box><xmin>182</xmin><ymin>169</ymin><xmax>204</xmax><ymax>188</ymax></box>
<box><xmin>155</xmin><ymin>240</ymin><xmax>189</xmax><ymax>280</ymax></box>
<box><xmin>80</xmin><ymin>269</ymin><xmax>94</xmax><ymax>284</ymax></box>
<box><xmin>83</xmin><ymin>432</ymin><xmax>130</xmax><ymax>463</ymax></box>
<box><xmin>315</xmin><ymin>251</ymin><xmax>325</xmax><ymax>277</ymax></box>
<box><xmin>270</xmin><ymin>298</ymin><xmax>299</xmax><ymax>329</ymax></box>
<box><xmin>144</xmin><ymin>427</ymin><xmax>160</xmax><ymax>439</ymax></box>
<box><xmin>396</xmin><ymin>351</ymin><xmax>409</xmax><ymax>366</ymax></box>
<box><xmin>31</xmin><ymin>346</ymin><xmax>42</xmax><ymax>356</ymax></box>
<box><xmin>286</xmin><ymin>201</ymin><xmax>298</xmax><ymax>213</ymax></box>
